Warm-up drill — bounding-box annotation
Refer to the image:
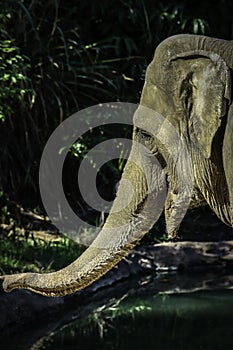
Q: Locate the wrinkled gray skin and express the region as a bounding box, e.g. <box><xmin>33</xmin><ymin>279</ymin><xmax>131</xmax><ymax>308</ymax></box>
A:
<box><xmin>2</xmin><ymin>34</ymin><xmax>233</xmax><ymax>296</ymax></box>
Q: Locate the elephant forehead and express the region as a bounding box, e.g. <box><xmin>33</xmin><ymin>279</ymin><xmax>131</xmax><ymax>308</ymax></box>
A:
<box><xmin>145</xmin><ymin>57</ymin><xmax>179</xmax><ymax>94</ymax></box>
<box><xmin>145</xmin><ymin>35</ymin><xmax>191</xmax><ymax>85</ymax></box>
<box><xmin>145</xmin><ymin>61</ymin><xmax>167</xmax><ymax>87</ymax></box>
<box><xmin>133</xmin><ymin>104</ymin><xmax>164</xmax><ymax>134</ymax></box>
<box><xmin>148</xmin><ymin>36</ymin><xmax>181</xmax><ymax>73</ymax></box>
<box><xmin>139</xmin><ymin>81</ymin><xmax>175</xmax><ymax>120</ymax></box>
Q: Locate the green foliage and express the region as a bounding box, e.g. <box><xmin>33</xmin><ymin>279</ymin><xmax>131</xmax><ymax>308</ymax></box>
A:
<box><xmin>0</xmin><ymin>39</ymin><xmax>33</xmax><ymax>121</ymax></box>
<box><xmin>0</xmin><ymin>0</ymin><xmax>232</xmax><ymax>229</ymax></box>
<box><xmin>0</xmin><ymin>235</ymin><xmax>84</xmax><ymax>274</ymax></box>
<box><xmin>0</xmin><ymin>0</ymin><xmax>232</xmax><ymax>276</ymax></box>
<box><xmin>0</xmin><ymin>0</ymin><xmax>212</xmax><ymax>206</ymax></box>
<box><xmin>0</xmin><ymin>191</ymin><xmax>10</xmax><ymax>224</ymax></box>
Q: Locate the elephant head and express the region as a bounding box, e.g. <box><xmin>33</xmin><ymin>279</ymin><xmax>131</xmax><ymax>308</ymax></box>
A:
<box><xmin>2</xmin><ymin>34</ymin><xmax>233</xmax><ymax>296</ymax></box>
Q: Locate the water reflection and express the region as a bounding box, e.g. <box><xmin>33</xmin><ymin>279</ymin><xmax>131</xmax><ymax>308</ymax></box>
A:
<box><xmin>36</xmin><ymin>289</ymin><xmax>233</xmax><ymax>349</ymax></box>
<box><xmin>2</xmin><ymin>272</ymin><xmax>233</xmax><ymax>350</ymax></box>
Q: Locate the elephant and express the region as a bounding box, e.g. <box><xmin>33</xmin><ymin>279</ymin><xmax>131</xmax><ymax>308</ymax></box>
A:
<box><xmin>2</xmin><ymin>34</ymin><xmax>233</xmax><ymax>297</ymax></box>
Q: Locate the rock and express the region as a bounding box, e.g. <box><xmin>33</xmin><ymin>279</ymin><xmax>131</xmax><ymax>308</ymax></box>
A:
<box><xmin>0</xmin><ymin>289</ymin><xmax>64</xmax><ymax>336</ymax></box>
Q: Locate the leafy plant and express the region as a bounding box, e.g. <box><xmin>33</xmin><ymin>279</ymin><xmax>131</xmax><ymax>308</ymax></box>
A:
<box><xmin>0</xmin><ymin>234</ymin><xmax>84</xmax><ymax>274</ymax></box>
<box><xmin>0</xmin><ymin>39</ymin><xmax>32</xmax><ymax>121</ymax></box>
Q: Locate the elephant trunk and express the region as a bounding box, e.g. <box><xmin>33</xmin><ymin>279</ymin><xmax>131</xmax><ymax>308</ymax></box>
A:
<box><xmin>2</xmin><ymin>147</ymin><xmax>166</xmax><ymax>296</ymax></box>
<box><xmin>2</xmin><ymin>244</ymin><xmax>132</xmax><ymax>297</ymax></box>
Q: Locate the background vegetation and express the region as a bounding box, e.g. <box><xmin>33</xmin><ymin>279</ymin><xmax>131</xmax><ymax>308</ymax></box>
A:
<box><xmin>0</xmin><ymin>0</ymin><xmax>233</xmax><ymax>272</ymax></box>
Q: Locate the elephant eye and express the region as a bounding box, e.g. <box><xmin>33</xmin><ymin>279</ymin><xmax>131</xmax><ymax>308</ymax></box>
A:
<box><xmin>138</xmin><ymin>129</ymin><xmax>152</xmax><ymax>142</ymax></box>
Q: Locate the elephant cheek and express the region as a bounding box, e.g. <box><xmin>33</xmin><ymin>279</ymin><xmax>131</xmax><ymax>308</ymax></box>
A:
<box><xmin>164</xmin><ymin>157</ymin><xmax>194</xmax><ymax>238</ymax></box>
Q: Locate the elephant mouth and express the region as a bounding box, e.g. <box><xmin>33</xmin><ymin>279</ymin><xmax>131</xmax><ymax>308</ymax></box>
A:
<box><xmin>155</xmin><ymin>151</ymin><xmax>167</xmax><ymax>169</ymax></box>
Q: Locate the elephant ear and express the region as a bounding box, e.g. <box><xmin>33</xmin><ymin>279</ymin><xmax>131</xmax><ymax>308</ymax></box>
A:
<box><xmin>170</xmin><ymin>51</ymin><xmax>231</xmax><ymax>158</ymax></box>
<box><xmin>223</xmin><ymin>104</ymin><xmax>233</xmax><ymax>225</ymax></box>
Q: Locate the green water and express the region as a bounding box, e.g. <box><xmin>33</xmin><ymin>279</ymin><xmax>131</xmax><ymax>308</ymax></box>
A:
<box><xmin>2</xmin><ymin>272</ymin><xmax>233</xmax><ymax>350</ymax></box>
<box><xmin>41</xmin><ymin>290</ymin><xmax>233</xmax><ymax>350</ymax></box>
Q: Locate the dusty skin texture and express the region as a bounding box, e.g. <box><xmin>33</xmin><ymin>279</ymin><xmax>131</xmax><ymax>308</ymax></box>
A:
<box><xmin>2</xmin><ymin>34</ymin><xmax>233</xmax><ymax>296</ymax></box>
